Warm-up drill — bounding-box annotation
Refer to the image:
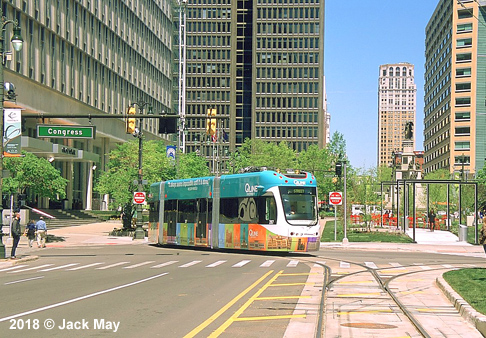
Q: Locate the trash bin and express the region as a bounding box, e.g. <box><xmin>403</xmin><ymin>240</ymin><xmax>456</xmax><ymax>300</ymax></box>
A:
<box><xmin>62</xmin><ymin>199</ymin><xmax>69</xmax><ymax>210</ymax></box>
<box><xmin>458</xmin><ymin>224</ymin><xmax>468</xmax><ymax>242</ymax></box>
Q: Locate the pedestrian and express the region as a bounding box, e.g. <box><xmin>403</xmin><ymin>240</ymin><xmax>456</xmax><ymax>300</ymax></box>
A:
<box><xmin>10</xmin><ymin>213</ymin><xmax>21</xmax><ymax>259</ymax></box>
<box><xmin>480</xmin><ymin>221</ymin><xmax>486</xmax><ymax>255</ymax></box>
<box><xmin>35</xmin><ymin>216</ymin><xmax>47</xmax><ymax>248</ymax></box>
<box><xmin>24</xmin><ymin>219</ymin><xmax>36</xmax><ymax>248</ymax></box>
<box><xmin>428</xmin><ymin>208</ymin><xmax>436</xmax><ymax>231</ymax></box>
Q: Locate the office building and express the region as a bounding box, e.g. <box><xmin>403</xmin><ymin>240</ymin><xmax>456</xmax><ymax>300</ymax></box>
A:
<box><xmin>377</xmin><ymin>63</ymin><xmax>417</xmax><ymax>167</ymax></box>
<box><xmin>178</xmin><ymin>0</ymin><xmax>327</xmax><ymax>171</ymax></box>
<box><xmin>5</xmin><ymin>1</ymin><xmax>173</xmax><ymax>210</ymax></box>
<box><xmin>424</xmin><ymin>0</ymin><xmax>486</xmax><ymax>176</ymax></box>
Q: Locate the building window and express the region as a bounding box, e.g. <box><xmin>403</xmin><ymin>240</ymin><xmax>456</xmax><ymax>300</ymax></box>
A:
<box><xmin>456</xmin><ymin>53</ymin><xmax>472</xmax><ymax>62</ymax></box>
<box><xmin>458</xmin><ymin>9</ymin><xmax>473</xmax><ymax>20</ymax></box>
<box><xmin>456</xmin><ymin>67</ymin><xmax>471</xmax><ymax>77</ymax></box>
<box><xmin>455</xmin><ymin>126</ymin><xmax>470</xmax><ymax>135</ymax></box>
<box><xmin>456</xmin><ymin>38</ymin><xmax>472</xmax><ymax>48</ymax></box>
<box><xmin>455</xmin><ymin>112</ymin><xmax>470</xmax><ymax>121</ymax></box>
<box><xmin>455</xmin><ymin>141</ymin><xmax>470</xmax><ymax>150</ymax></box>
<box><xmin>455</xmin><ymin>83</ymin><xmax>471</xmax><ymax>92</ymax></box>
<box><xmin>457</xmin><ymin>23</ymin><xmax>473</xmax><ymax>32</ymax></box>
<box><xmin>455</xmin><ymin>97</ymin><xmax>470</xmax><ymax>106</ymax></box>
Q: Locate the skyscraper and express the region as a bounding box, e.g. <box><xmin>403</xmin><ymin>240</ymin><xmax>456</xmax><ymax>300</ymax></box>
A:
<box><xmin>377</xmin><ymin>63</ymin><xmax>417</xmax><ymax>167</ymax></box>
<box><xmin>178</xmin><ymin>0</ymin><xmax>326</xmax><ymax>171</ymax></box>
<box><xmin>424</xmin><ymin>0</ymin><xmax>486</xmax><ymax>176</ymax></box>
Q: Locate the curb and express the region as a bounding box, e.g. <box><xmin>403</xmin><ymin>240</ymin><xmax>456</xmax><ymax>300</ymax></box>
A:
<box><xmin>436</xmin><ymin>274</ymin><xmax>486</xmax><ymax>337</ymax></box>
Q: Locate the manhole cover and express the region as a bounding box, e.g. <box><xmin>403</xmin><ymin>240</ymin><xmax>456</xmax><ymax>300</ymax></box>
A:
<box><xmin>341</xmin><ymin>322</ymin><xmax>397</xmax><ymax>329</ymax></box>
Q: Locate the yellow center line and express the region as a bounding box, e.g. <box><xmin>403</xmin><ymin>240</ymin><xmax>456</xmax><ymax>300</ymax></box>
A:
<box><xmin>255</xmin><ymin>295</ymin><xmax>311</xmax><ymax>300</ymax></box>
<box><xmin>208</xmin><ymin>270</ymin><xmax>284</xmax><ymax>338</ymax></box>
<box><xmin>270</xmin><ymin>282</ymin><xmax>314</xmax><ymax>287</ymax></box>
<box><xmin>234</xmin><ymin>314</ymin><xmax>307</xmax><ymax>322</ymax></box>
<box><xmin>183</xmin><ymin>270</ymin><xmax>274</xmax><ymax>338</ymax></box>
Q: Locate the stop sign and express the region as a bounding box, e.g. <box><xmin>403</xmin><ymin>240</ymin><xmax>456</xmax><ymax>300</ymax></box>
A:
<box><xmin>133</xmin><ymin>191</ymin><xmax>146</xmax><ymax>204</ymax></box>
<box><xmin>329</xmin><ymin>192</ymin><xmax>342</xmax><ymax>206</ymax></box>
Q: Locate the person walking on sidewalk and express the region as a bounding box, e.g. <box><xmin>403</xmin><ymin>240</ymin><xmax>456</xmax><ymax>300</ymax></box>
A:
<box><xmin>480</xmin><ymin>222</ymin><xmax>486</xmax><ymax>255</ymax></box>
<box><xmin>24</xmin><ymin>219</ymin><xmax>36</xmax><ymax>248</ymax></box>
<box><xmin>428</xmin><ymin>208</ymin><xmax>436</xmax><ymax>231</ymax></box>
<box><xmin>10</xmin><ymin>213</ymin><xmax>21</xmax><ymax>258</ymax></box>
<box><xmin>36</xmin><ymin>216</ymin><xmax>47</xmax><ymax>248</ymax></box>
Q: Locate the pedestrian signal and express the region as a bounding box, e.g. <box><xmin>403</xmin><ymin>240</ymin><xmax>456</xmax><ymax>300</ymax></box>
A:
<box><xmin>126</xmin><ymin>107</ymin><xmax>136</xmax><ymax>134</ymax></box>
<box><xmin>158</xmin><ymin>116</ymin><xmax>178</xmax><ymax>134</ymax></box>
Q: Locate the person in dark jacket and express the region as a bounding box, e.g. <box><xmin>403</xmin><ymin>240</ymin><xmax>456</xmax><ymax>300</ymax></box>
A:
<box><xmin>10</xmin><ymin>213</ymin><xmax>21</xmax><ymax>258</ymax></box>
<box><xmin>24</xmin><ymin>219</ymin><xmax>36</xmax><ymax>248</ymax></box>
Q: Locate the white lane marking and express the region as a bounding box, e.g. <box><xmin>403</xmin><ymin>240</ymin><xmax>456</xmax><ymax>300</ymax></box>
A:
<box><xmin>390</xmin><ymin>262</ymin><xmax>402</xmax><ymax>267</ymax></box>
<box><xmin>340</xmin><ymin>262</ymin><xmax>350</xmax><ymax>268</ymax></box>
<box><xmin>67</xmin><ymin>263</ymin><xmax>103</xmax><ymax>271</ymax></box>
<box><xmin>442</xmin><ymin>264</ymin><xmax>454</xmax><ymax>269</ymax></box>
<box><xmin>232</xmin><ymin>260</ymin><xmax>251</xmax><ymax>268</ymax></box>
<box><xmin>179</xmin><ymin>260</ymin><xmax>202</xmax><ymax>268</ymax></box>
<box><xmin>5</xmin><ymin>276</ymin><xmax>44</xmax><ymax>285</ymax></box>
<box><xmin>0</xmin><ymin>273</ymin><xmax>169</xmax><ymax>323</ymax></box>
<box><xmin>364</xmin><ymin>262</ymin><xmax>377</xmax><ymax>269</ymax></box>
<box><xmin>151</xmin><ymin>261</ymin><xmax>178</xmax><ymax>268</ymax></box>
<box><xmin>123</xmin><ymin>261</ymin><xmax>156</xmax><ymax>269</ymax></box>
<box><xmin>0</xmin><ymin>265</ymin><xmax>28</xmax><ymax>272</ymax></box>
<box><xmin>260</xmin><ymin>260</ymin><xmax>275</xmax><ymax>268</ymax></box>
<box><xmin>206</xmin><ymin>260</ymin><xmax>227</xmax><ymax>268</ymax></box>
<box><xmin>420</xmin><ymin>265</ymin><xmax>432</xmax><ymax>270</ymax></box>
<box><xmin>40</xmin><ymin>263</ymin><xmax>79</xmax><ymax>272</ymax></box>
<box><xmin>96</xmin><ymin>261</ymin><xmax>130</xmax><ymax>270</ymax></box>
<box><xmin>8</xmin><ymin>264</ymin><xmax>54</xmax><ymax>273</ymax></box>
<box><xmin>287</xmin><ymin>260</ymin><xmax>299</xmax><ymax>268</ymax></box>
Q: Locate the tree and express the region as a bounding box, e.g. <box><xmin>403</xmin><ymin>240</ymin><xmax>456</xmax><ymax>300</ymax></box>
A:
<box><xmin>95</xmin><ymin>140</ymin><xmax>175</xmax><ymax>227</ymax></box>
<box><xmin>94</xmin><ymin>140</ymin><xmax>209</xmax><ymax>228</ymax></box>
<box><xmin>3</xmin><ymin>151</ymin><xmax>68</xmax><ymax>203</ymax></box>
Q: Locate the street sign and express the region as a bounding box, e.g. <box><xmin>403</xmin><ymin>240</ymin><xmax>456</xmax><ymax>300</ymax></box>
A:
<box><xmin>133</xmin><ymin>192</ymin><xmax>146</xmax><ymax>204</ymax></box>
<box><xmin>37</xmin><ymin>125</ymin><xmax>96</xmax><ymax>139</ymax></box>
<box><xmin>329</xmin><ymin>192</ymin><xmax>343</xmax><ymax>206</ymax></box>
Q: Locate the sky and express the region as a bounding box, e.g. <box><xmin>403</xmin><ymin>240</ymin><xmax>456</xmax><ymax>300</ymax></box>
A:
<box><xmin>325</xmin><ymin>1</ymin><xmax>439</xmax><ymax>169</ymax></box>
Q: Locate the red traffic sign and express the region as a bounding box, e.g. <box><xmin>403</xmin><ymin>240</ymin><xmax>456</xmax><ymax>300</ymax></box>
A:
<box><xmin>133</xmin><ymin>192</ymin><xmax>146</xmax><ymax>204</ymax></box>
<box><xmin>329</xmin><ymin>192</ymin><xmax>343</xmax><ymax>206</ymax></box>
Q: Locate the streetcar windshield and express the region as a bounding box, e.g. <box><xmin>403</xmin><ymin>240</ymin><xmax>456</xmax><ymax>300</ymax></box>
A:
<box><xmin>280</xmin><ymin>186</ymin><xmax>318</xmax><ymax>226</ymax></box>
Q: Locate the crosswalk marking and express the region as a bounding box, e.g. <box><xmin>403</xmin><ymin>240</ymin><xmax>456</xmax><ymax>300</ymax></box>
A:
<box><xmin>260</xmin><ymin>260</ymin><xmax>275</xmax><ymax>268</ymax></box>
<box><xmin>206</xmin><ymin>260</ymin><xmax>227</xmax><ymax>268</ymax></box>
<box><xmin>340</xmin><ymin>262</ymin><xmax>350</xmax><ymax>268</ymax></box>
<box><xmin>179</xmin><ymin>260</ymin><xmax>201</xmax><ymax>268</ymax></box>
<box><xmin>123</xmin><ymin>261</ymin><xmax>155</xmax><ymax>269</ymax></box>
<box><xmin>97</xmin><ymin>262</ymin><xmax>130</xmax><ymax>270</ymax></box>
<box><xmin>0</xmin><ymin>265</ymin><xmax>28</xmax><ymax>272</ymax></box>
<box><xmin>67</xmin><ymin>263</ymin><xmax>104</xmax><ymax>271</ymax></box>
<box><xmin>390</xmin><ymin>262</ymin><xmax>402</xmax><ymax>267</ymax></box>
<box><xmin>151</xmin><ymin>261</ymin><xmax>178</xmax><ymax>268</ymax></box>
<box><xmin>442</xmin><ymin>264</ymin><xmax>454</xmax><ymax>269</ymax></box>
<box><xmin>8</xmin><ymin>264</ymin><xmax>54</xmax><ymax>273</ymax></box>
<box><xmin>287</xmin><ymin>260</ymin><xmax>299</xmax><ymax>268</ymax></box>
<box><xmin>364</xmin><ymin>262</ymin><xmax>378</xmax><ymax>269</ymax></box>
<box><xmin>232</xmin><ymin>260</ymin><xmax>251</xmax><ymax>268</ymax></box>
<box><xmin>419</xmin><ymin>265</ymin><xmax>432</xmax><ymax>270</ymax></box>
<box><xmin>40</xmin><ymin>263</ymin><xmax>79</xmax><ymax>272</ymax></box>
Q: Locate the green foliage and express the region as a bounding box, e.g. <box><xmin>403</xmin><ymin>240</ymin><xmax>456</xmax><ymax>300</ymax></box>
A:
<box><xmin>443</xmin><ymin>268</ymin><xmax>486</xmax><ymax>315</ymax></box>
<box><xmin>3</xmin><ymin>152</ymin><xmax>68</xmax><ymax>200</ymax></box>
<box><xmin>177</xmin><ymin>151</ymin><xmax>211</xmax><ymax>179</ymax></box>
<box><xmin>232</xmin><ymin>138</ymin><xmax>297</xmax><ymax>171</ymax></box>
<box><xmin>423</xmin><ymin>169</ymin><xmax>451</xmax><ymax>211</ymax></box>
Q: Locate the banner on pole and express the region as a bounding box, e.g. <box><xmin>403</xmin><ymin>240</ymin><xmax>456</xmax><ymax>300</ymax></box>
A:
<box><xmin>3</xmin><ymin>109</ymin><xmax>22</xmax><ymax>157</ymax></box>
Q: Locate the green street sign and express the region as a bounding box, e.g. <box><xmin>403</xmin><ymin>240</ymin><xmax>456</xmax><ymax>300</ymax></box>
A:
<box><xmin>36</xmin><ymin>125</ymin><xmax>96</xmax><ymax>139</ymax></box>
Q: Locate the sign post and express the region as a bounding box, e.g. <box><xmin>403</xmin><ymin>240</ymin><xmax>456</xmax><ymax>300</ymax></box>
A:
<box><xmin>329</xmin><ymin>192</ymin><xmax>343</xmax><ymax>241</ymax></box>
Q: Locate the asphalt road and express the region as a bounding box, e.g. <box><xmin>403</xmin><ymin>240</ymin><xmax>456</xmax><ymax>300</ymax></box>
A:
<box><xmin>0</xmin><ymin>244</ymin><xmax>484</xmax><ymax>337</ymax></box>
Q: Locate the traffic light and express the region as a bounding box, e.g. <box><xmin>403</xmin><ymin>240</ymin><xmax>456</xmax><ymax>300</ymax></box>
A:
<box><xmin>335</xmin><ymin>162</ymin><xmax>342</xmax><ymax>177</ymax></box>
<box><xmin>126</xmin><ymin>107</ymin><xmax>136</xmax><ymax>134</ymax></box>
<box><xmin>206</xmin><ymin>108</ymin><xmax>217</xmax><ymax>136</ymax></box>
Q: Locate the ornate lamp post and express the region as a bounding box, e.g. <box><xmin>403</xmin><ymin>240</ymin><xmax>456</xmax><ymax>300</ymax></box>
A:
<box><xmin>0</xmin><ymin>9</ymin><xmax>23</xmax><ymax>259</ymax></box>
<box><xmin>130</xmin><ymin>100</ymin><xmax>153</xmax><ymax>240</ymax></box>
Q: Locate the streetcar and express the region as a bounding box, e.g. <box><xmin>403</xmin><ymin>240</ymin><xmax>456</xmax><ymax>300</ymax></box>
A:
<box><xmin>147</xmin><ymin>168</ymin><xmax>320</xmax><ymax>252</ymax></box>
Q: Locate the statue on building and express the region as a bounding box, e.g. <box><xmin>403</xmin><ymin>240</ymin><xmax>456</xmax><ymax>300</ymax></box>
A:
<box><xmin>404</xmin><ymin>121</ymin><xmax>414</xmax><ymax>140</ymax></box>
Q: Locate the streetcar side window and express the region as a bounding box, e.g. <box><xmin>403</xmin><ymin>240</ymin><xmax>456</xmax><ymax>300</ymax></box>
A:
<box><xmin>220</xmin><ymin>196</ymin><xmax>276</xmax><ymax>224</ymax></box>
<box><xmin>165</xmin><ymin>200</ymin><xmax>177</xmax><ymax>236</ymax></box>
<box><xmin>178</xmin><ymin>200</ymin><xmax>197</xmax><ymax>223</ymax></box>
<box><xmin>149</xmin><ymin>202</ymin><xmax>159</xmax><ymax>223</ymax></box>
<box><xmin>258</xmin><ymin>196</ymin><xmax>277</xmax><ymax>225</ymax></box>
<box><xmin>220</xmin><ymin>198</ymin><xmax>239</xmax><ymax>223</ymax></box>
<box><xmin>196</xmin><ymin>198</ymin><xmax>210</xmax><ymax>238</ymax></box>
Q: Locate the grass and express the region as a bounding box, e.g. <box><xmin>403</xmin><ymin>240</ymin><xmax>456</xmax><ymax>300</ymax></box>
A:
<box><xmin>443</xmin><ymin>268</ymin><xmax>486</xmax><ymax>316</ymax></box>
<box><xmin>321</xmin><ymin>219</ymin><xmax>414</xmax><ymax>243</ymax></box>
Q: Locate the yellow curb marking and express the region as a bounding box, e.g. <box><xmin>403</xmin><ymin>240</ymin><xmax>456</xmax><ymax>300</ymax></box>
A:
<box><xmin>234</xmin><ymin>314</ymin><xmax>306</xmax><ymax>322</ymax></box>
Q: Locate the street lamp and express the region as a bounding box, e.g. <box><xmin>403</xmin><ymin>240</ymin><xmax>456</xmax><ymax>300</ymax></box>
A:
<box><xmin>0</xmin><ymin>9</ymin><xmax>23</xmax><ymax>259</ymax></box>
<box><xmin>130</xmin><ymin>100</ymin><xmax>152</xmax><ymax>240</ymax></box>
